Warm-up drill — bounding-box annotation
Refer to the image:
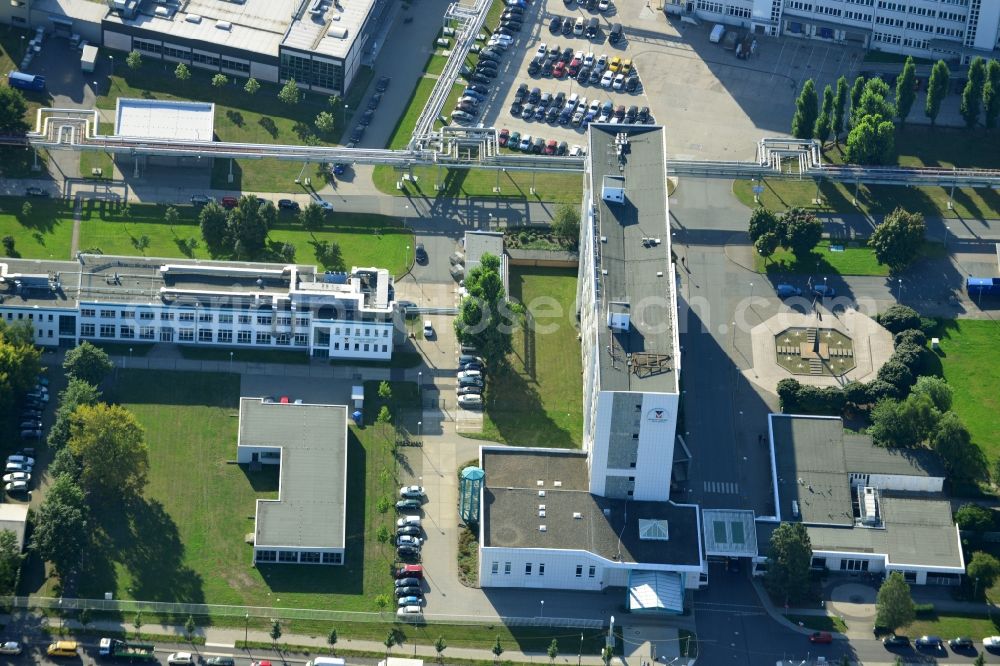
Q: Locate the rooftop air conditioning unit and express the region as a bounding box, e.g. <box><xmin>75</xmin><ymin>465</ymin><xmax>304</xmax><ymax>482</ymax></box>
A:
<box><xmin>184</xmin><ymin>13</ymin><xmax>202</xmax><ymax>22</ymax></box>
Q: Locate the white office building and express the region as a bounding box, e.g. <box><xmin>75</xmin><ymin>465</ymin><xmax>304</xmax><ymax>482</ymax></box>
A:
<box><xmin>0</xmin><ymin>254</ymin><xmax>403</xmax><ymax>360</ymax></box>
<box><xmin>664</xmin><ymin>0</ymin><xmax>1000</xmax><ymax>62</ymax></box>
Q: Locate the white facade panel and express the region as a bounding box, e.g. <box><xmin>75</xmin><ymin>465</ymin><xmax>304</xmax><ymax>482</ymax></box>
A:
<box><xmin>587</xmin><ymin>391</ymin><xmax>615</xmax><ymax>497</ymax></box>
<box><xmin>633</xmin><ymin>393</ymin><xmax>679</xmax><ymax>502</ymax></box>
<box><xmin>866</xmin><ymin>473</ymin><xmax>943</xmax><ymax>494</ymax></box>
<box><xmin>973</xmin><ymin>1</ymin><xmax>1000</xmax><ymax>51</ymax></box>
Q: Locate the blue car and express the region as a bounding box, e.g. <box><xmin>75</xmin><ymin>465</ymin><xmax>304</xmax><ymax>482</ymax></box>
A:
<box><xmin>463</xmin><ymin>89</ymin><xmax>486</xmax><ymax>101</ymax></box>
<box><xmin>397</xmin><ymin>595</ymin><xmax>422</xmax><ymax>607</ymax></box>
<box><xmin>332</xmin><ymin>163</ymin><xmax>347</xmax><ymax>176</ymax></box>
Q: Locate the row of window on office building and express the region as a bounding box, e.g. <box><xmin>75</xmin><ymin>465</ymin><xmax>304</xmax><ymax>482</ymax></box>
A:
<box><xmin>491</xmin><ymin>561</ymin><xmax>598</xmax><ymax>578</ymax></box>
<box><xmin>255</xmin><ymin>550</ymin><xmax>343</xmax><ymax>564</ymax></box>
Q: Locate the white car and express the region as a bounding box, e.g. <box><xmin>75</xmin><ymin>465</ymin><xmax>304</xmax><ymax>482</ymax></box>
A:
<box><xmin>0</xmin><ymin>641</ymin><xmax>22</xmax><ymax>655</ymax></box>
<box><xmin>4</xmin><ymin>462</ymin><xmax>31</xmax><ymax>474</ymax></box>
<box><xmin>2</xmin><ymin>472</ymin><xmax>30</xmax><ymax>484</ymax></box>
<box><xmin>399</xmin><ymin>485</ymin><xmax>426</xmax><ymax>498</ymax></box>
<box><xmin>985</xmin><ymin>636</ymin><xmax>1000</xmax><ymax>650</ymax></box>
<box><xmin>598</xmin><ymin>0</ymin><xmax>610</xmax><ymax>10</ymax></box>
<box><xmin>596</xmin><ymin>53</ymin><xmax>608</xmax><ymax>70</ymax></box>
<box><xmin>5</xmin><ymin>481</ymin><xmax>28</xmax><ymax>494</ymax></box>
<box><xmin>612</xmin><ymin>73</ymin><xmax>626</xmax><ymax>90</ymax></box>
<box><xmin>600</xmin><ymin>71</ymin><xmax>614</xmax><ymax>88</ymax></box>
<box><xmin>588</xmin><ymin>99</ymin><xmax>601</xmax><ymax>115</ymax></box>
<box><xmin>397</xmin><ymin>535</ymin><xmax>423</xmax><ymax>547</ymax></box>
<box><xmin>314</xmin><ymin>198</ymin><xmax>334</xmax><ymax>211</ymax></box>
<box><xmin>397</xmin><ymin>605</ymin><xmax>423</xmax><ymax>617</ymax></box>
<box><xmin>422</xmin><ymin>320</ymin><xmax>435</xmax><ymax>339</ymax></box>
<box><xmin>583</xmin><ymin>52</ymin><xmax>595</xmax><ymax>67</ymax></box>
<box><xmin>536</xmin><ymin>43</ymin><xmax>547</xmax><ymax>58</ymax></box>
<box><xmin>168</xmin><ymin>653</ymin><xmax>195</xmax><ymax>665</ymax></box>
<box><xmin>6</xmin><ymin>455</ymin><xmax>34</xmax><ymax>466</ymax></box>
<box><xmin>570</xmin><ymin>145</ymin><xmax>585</xmax><ymax>157</ymax></box>
<box><xmin>458</xmin><ymin>394</ymin><xmax>483</xmax><ymax>409</ymax></box>
<box><xmin>397</xmin><ymin>515</ymin><xmax>421</xmax><ymax>528</ymax></box>
<box><xmin>457</xmin><ymin>370</ymin><xmax>482</xmax><ymax>380</ymax></box>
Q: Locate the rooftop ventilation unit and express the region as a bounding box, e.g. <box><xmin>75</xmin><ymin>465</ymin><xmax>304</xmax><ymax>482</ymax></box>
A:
<box><xmin>215</xmin><ymin>20</ymin><xmax>231</xmax><ymax>29</ymax></box>
<box><xmin>537</xmin><ymin>480</ymin><xmax>544</xmax><ymax>486</ymax></box>
<box><xmin>184</xmin><ymin>13</ymin><xmax>202</xmax><ymax>22</ymax></box>
<box><xmin>538</xmin><ymin>504</ymin><xmax>545</xmax><ymax>510</ymax></box>
<box><xmin>607</xmin><ymin>311</ymin><xmax>630</xmax><ymax>332</ymax></box>
<box><xmin>327</xmin><ymin>25</ymin><xmax>348</xmax><ymax>38</ymax></box>
<box><xmin>539</xmin><ymin>525</ymin><xmax>547</xmax><ymax>532</ymax></box>
<box><xmin>538</xmin><ymin>510</ymin><xmax>546</xmax><ymax>517</ymax></box>
<box><xmin>859</xmin><ymin>486</ymin><xmax>879</xmax><ymax>526</ymax></box>
<box><xmin>538</xmin><ymin>490</ymin><xmax>545</xmax><ymax>497</ymax></box>
<box><xmin>601</xmin><ymin>175</ymin><xmax>625</xmax><ymax>204</ymax></box>
<box><xmin>791</xmin><ymin>500</ymin><xmax>800</xmax><ymax>518</ymax></box>
<box><xmin>573</xmin><ymin>512</ymin><xmax>583</xmax><ymax>519</ymax></box>
<box><xmin>553</xmin><ymin>481</ymin><xmax>562</xmax><ymax>487</ymax></box>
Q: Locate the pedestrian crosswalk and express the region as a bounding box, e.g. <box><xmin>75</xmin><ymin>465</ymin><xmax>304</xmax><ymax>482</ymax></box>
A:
<box><xmin>703</xmin><ymin>480</ymin><xmax>739</xmax><ymax>494</ymax></box>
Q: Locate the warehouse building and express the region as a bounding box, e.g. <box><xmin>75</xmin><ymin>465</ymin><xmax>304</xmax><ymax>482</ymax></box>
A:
<box><xmin>1</xmin><ymin>0</ymin><xmax>389</xmax><ymax>95</ymax></box>
<box><xmin>113</xmin><ymin>98</ymin><xmax>215</xmax><ymax>172</ymax></box>
<box><xmin>0</xmin><ymin>254</ymin><xmax>403</xmax><ymax>360</ymax></box>
<box><xmin>664</xmin><ymin>0</ymin><xmax>1000</xmax><ymax>62</ymax></box>
<box><xmin>237</xmin><ymin>398</ymin><xmax>348</xmax><ymax>565</ymax></box>
<box><xmin>761</xmin><ymin>414</ymin><xmax>964</xmax><ymax>585</ymax></box>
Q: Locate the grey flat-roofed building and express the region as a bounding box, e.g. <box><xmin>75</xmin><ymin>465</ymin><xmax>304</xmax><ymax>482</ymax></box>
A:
<box><xmin>237</xmin><ymin>398</ymin><xmax>348</xmax><ymax>565</ymax></box>
<box><xmin>766</xmin><ymin>414</ymin><xmax>961</xmax><ymax>585</ymax></box>
<box><xmin>702</xmin><ymin>509</ymin><xmax>758</xmax><ymax>558</ymax></box>
<box><xmin>580</xmin><ymin>125</ymin><xmax>681</xmax><ymax>503</ymax></box>
<box><xmin>479</xmin><ymin>447</ymin><xmax>703</xmax><ymax>598</ymax></box>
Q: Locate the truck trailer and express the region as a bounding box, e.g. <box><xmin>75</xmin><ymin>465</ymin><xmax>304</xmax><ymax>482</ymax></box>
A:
<box><xmin>967</xmin><ymin>277</ymin><xmax>1000</xmax><ymax>297</ymax></box>
<box><xmin>98</xmin><ymin>638</ymin><xmax>156</xmax><ymax>661</ymax></box>
<box><xmin>7</xmin><ymin>71</ymin><xmax>46</xmax><ymax>92</ymax></box>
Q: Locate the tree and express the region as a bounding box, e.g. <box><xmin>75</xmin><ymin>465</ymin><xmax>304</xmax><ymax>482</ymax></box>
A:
<box><xmin>174</xmin><ymin>63</ymin><xmax>191</xmax><ymax>81</ymax></box>
<box><xmin>184</xmin><ymin>615</ymin><xmax>196</xmax><ymax>642</ymax></box>
<box><xmin>63</xmin><ymin>341</ymin><xmax>113</xmax><ymax>386</ymax></box>
<box><xmin>747</xmin><ymin>207</ymin><xmax>780</xmax><ymax>245</ymax></box>
<box><xmin>975</xmin><ymin>653</ymin><xmax>986</xmax><ymax>666</ymax></box>
<box><xmin>877</xmin><ymin>304</ymin><xmax>920</xmax><ymax>334</ymax></box>
<box><xmin>2</xmin><ymin>235</ymin><xmax>15</xmax><ymax>256</ymax></box>
<box><xmin>552</xmin><ymin>204</ymin><xmax>581</xmax><ymax>246</ymax></box>
<box><xmin>163</xmin><ymin>205</ymin><xmax>180</xmax><ymax>233</ymax></box>
<box><xmin>199</xmin><ymin>201</ymin><xmax>230</xmax><ymax>251</ymax></box>
<box><xmin>211</xmin><ymin>73</ymin><xmax>228</xmax><ymax>88</ymax></box>
<box><xmin>985</xmin><ymin>60</ymin><xmax>1000</xmax><ymax>129</ymax></box>
<box><xmin>814</xmin><ymin>84</ymin><xmax>834</xmax><ymax>143</ymax></box>
<box><xmin>279</xmin><ymin>78</ymin><xmax>300</xmax><ymax>105</ymax></box>
<box><xmin>126</xmin><ymin>50</ymin><xmax>142</xmax><ymax>70</ymax></box>
<box><xmin>955</xmin><ymin>504</ymin><xmax>995</xmax><ymax>532</ymax></box>
<box><xmin>270</xmin><ymin>620</ymin><xmax>282</xmax><ymax>647</ymax></box>
<box><xmin>961</xmin><ymin>56</ymin><xmax>987</xmax><ymax>128</ymax></box>
<box><xmin>30</xmin><ymin>475</ymin><xmax>88</xmax><ymax>581</ymax></box>
<box><xmin>314</xmin><ymin>111</ymin><xmax>336</xmax><ymax>134</ymax></box>
<box><xmin>849</xmin><ymin>75</ymin><xmax>866</xmax><ymax>127</ymax></box>
<box><xmin>375</xmin><ymin>593</ymin><xmax>390</xmax><ymax>614</ymax></box>
<box><xmin>870</xmin><ymin>207</ymin><xmax>926</xmax><ymax>272</ymax></box>
<box><xmin>435</xmin><ymin>636</ymin><xmax>447</xmax><ymax>662</ymax></box>
<box><xmin>20</xmin><ymin>201</ymin><xmax>31</xmax><ymax>219</ymax></box>
<box><xmin>133</xmin><ymin>611</ymin><xmax>144</xmax><ymax>639</ymax></box>
<box><xmin>454</xmin><ymin>252</ymin><xmax>525</xmax><ymax>370</ymax></box>
<box><xmin>754</xmin><ymin>231</ymin><xmax>781</xmax><ymax>264</ymax></box>
<box><xmin>299</xmin><ymin>201</ymin><xmax>327</xmax><ymax>232</ymax></box>
<box><xmin>492</xmin><ymin>635</ymin><xmax>505</xmax><ymax>665</ymax></box>
<box><xmin>68</xmin><ymin>403</ymin><xmax>150</xmax><ymax>502</ymax></box>
<box><xmin>911</xmin><ymin>376</ymin><xmax>952</xmax><ymax>413</ymax></box>
<box><xmin>378</xmin><ymin>380</ymin><xmax>392</xmax><ymax>399</ymax></box>
<box><xmin>0</xmin><ymin>87</ymin><xmax>29</xmax><ymax>135</ymax></box>
<box><xmin>376</xmin><ymin>524</ymin><xmax>392</xmax><ymax>544</ymax></box>
<box><xmin>228</xmin><ymin>195</ymin><xmax>271</xmax><ymax>257</ymax></box>
<box><xmin>894</xmin><ymin>328</ymin><xmax>927</xmax><ymax>348</ymax></box>
<box><xmin>328</xmin><ymin>629</ymin><xmax>339</xmax><ymax>654</ymax></box>
<box><xmin>49</xmin><ymin>379</ymin><xmax>101</xmax><ymax>452</ymax></box>
<box><xmin>832</xmin><ymin>75</ymin><xmax>849</xmax><ymax>144</ymax></box>
<box><xmin>547</xmin><ymin>639</ymin><xmax>559</xmax><ymax>664</ymax></box>
<box><xmin>876</xmin><ymin>361</ymin><xmax>914</xmax><ymax>399</ymax></box>
<box><xmin>875</xmin><ymin>571</ymin><xmax>915</xmax><ymax>634</ymax></box>
<box><xmin>853</xmin><ymin>78</ymin><xmax>895</xmax><ymax>126</ymax></box>
<box><xmin>79</xmin><ymin>608</ymin><xmax>92</xmax><ymax>631</ymax></box>
<box><xmin>601</xmin><ymin>646</ymin><xmax>613</xmax><ymax>666</ymax></box>
<box><xmin>895</xmin><ymin>56</ymin><xmax>916</xmax><ymax>124</ymax></box>
<box><xmin>925</xmin><ymin>60</ymin><xmax>950</xmax><ymax>125</ymax></box>
<box><xmin>791</xmin><ymin>79</ymin><xmax>819</xmax><ymax>140</ymax></box>
<box><xmin>764</xmin><ymin>522</ymin><xmax>812</xmax><ymax>604</ymax></box>
<box><xmin>932</xmin><ymin>412</ymin><xmax>984</xmax><ymax>481</ymax></box>
<box><xmin>0</xmin><ymin>529</ymin><xmax>23</xmax><ymax>595</ymax></box>
<box><xmin>244</xmin><ymin>77</ymin><xmax>261</xmax><ymax>95</ymax></box>
<box><xmin>384</xmin><ymin>630</ymin><xmax>395</xmax><ymax>656</ymax></box>
<box><xmin>132</xmin><ymin>235</ymin><xmax>150</xmax><ymax>254</ymax></box>
<box><xmin>967</xmin><ymin>552</ymin><xmax>1000</xmax><ymax>595</ymax></box>
<box><xmin>377</xmin><ymin>405</ymin><xmax>392</xmax><ymax>424</ymax></box>
<box><xmin>845</xmin><ymin>114</ymin><xmax>895</xmax><ymax>165</ymax></box>
<box><xmin>781</xmin><ymin>208</ymin><xmax>822</xmax><ymax>258</ymax></box>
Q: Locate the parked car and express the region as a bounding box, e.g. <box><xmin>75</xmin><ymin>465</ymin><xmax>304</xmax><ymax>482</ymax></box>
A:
<box><xmin>0</xmin><ymin>642</ymin><xmax>22</xmax><ymax>655</ymax></box>
<box><xmin>400</xmin><ymin>485</ymin><xmax>426</xmax><ymax>499</ymax></box>
<box><xmin>883</xmin><ymin>635</ymin><xmax>910</xmax><ymax>649</ymax></box>
<box><xmin>396</xmin><ymin>563</ymin><xmax>424</xmax><ymax>578</ymax></box>
<box><xmin>812</xmin><ymin>284</ymin><xmax>836</xmax><ymax>298</ymax></box>
<box><xmin>5</xmin><ymin>481</ymin><xmax>28</xmax><ymax>494</ymax></box>
<box><xmin>221</xmin><ymin>196</ymin><xmax>238</xmax><ymax>209</ymax></box>
<box><xmin>414</xmin><ymin>243</ymin><xmax>428</xmax><ymax>264</ymax></box>
<box><xmin>626</xmin><ymin>76</ymin><xmax>640</xmax><ymax>92</ymax></box>
<box><xmin>776</xmin><ymin>284</ymin><xmax>802</xmax><ymax>298</ymax></box>
<box><xmin>396</xmin><ymin>499</ymin><xmax>423</xmax><ymax>511</ymax></box>
<box><xmin>550</xmin><ymin>17</ymin><xmax>562</xmax><ymax>32</ymax></box>
<box><xmin>397</xmin><ymin>516</ymin><xmax>421</xmax><ymax>529</ymax></box>
<box><xmin>395</xmin><ymin>586</ymin><xmax>423</xmax><ymax>597</ymax></box>
<box><xmin>397</xmin><ymin>545</ymin><xmax>421</xmax><ymax>559</ymax></box>
<box><xmin>3</xmin><ymin>472</ymin><xmax>30</xmax><ymax>484</ymax></box>
<box><xmin>808</xmin><ymin>632</ymin><xmax>832</xmax><ymax>644</ymax></box>
<box><xmin>600</xmin><ymin>71</ymin><xmax>614</xmax><ymax>88</ymax></box>
<box><xmin>949</xmin><ymin>637</ymin><xmax>974</xmax><ymax>651</ymax></box>
<box><xmin>458</xmin><ymin>394</ymin><xmax>484</xmax><ymax>409</ymax></box>
<box><xmin>915</xmin><ymin>636</ymin><xmax>943</xmax><ymax>651</ymax></box>
<box><xmin>168</xmin><ymin>653</ymin><xmax>196</xmax><ymax>665</ymax></box>
<box><xmin>7</xmin><ymin>455</ymin><xmax>34</xmax><ymax>466</ymax></box>
<box><xmin>5</xmin><ymin>462</ymin><xmax>31</xmax><ymax>473</ymax></box>
<box><xmin>984</xmin><ymin>636</ymin><xmax>1000</xmax><ymax>651</ymax></box>
<box><xmin>459</xmin><ymin>354</ymin><xmax>484</xmax><ymax>366</ymax></box>
<box><xmin>277</xmin><ymin>199</ymin><xmax>300</xmax><ymax>211</ymax></box>
<box><xmin>375</xmin><ymin>76</ymin><xmax>391</xmax><ymax>92</ymax></box>
<box><xmin>397</xmin><ymin>595</ymin><xmax>423</xmax><ymax>607</ymax></box>
<box><xmin>397</xmin><ymin>525</ymin><xmax>422</xmax><ymax>538</ymax></box>
<box><xmin>26</xmin><ymin>187</ymin><xmax>49</xmax><ymax>197</ymax></box>
<box><xmin>457</xmin><ymin>385</ymin><xmax>483</xmax><ymax>396</ymax></box>
<box><xmin>190</xmin><ymin>194</ymin><xmax>211</xmax><ymax>206</ymax></box>
<box><xmin>397</xmin><ymin>535</ymin><xmax>423</xmax><ymax>547</ymax></box>
<box><xmin>397</xmin><ymin>605</ymin><xmax>422</xmax><ymax>617</ymax></box>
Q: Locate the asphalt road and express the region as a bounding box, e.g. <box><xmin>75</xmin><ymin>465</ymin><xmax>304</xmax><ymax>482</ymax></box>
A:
<box><xmin>0</xmin><ymin>642</ymin><xmax>382</xmax><ymax>666</ymax></box>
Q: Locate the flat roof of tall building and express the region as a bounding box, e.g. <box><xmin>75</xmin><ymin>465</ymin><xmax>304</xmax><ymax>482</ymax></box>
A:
<box><xmin>481</xmin><ymin>448</ymin><xmax>701</xmax><ymax>567</ymax></box>
<box><xmin>0</xmin><ymin>255</ymin><xmax>394</xmax><ymax>313</ymax></box>
<box><xmin>283</xmin><ymin>0</ymin><xmax>377</xmax><ymax>60</ymax></box>
<box><xmin>239</xmin><ymin>398</ymin><xmax>348</xmax><ymax>549</ymax></box>
<box><xmin>587</xmin><ymin>125</ymin><xmax>677</xmax><ymax>395</ymax></box>
<box><xmin>115</xmin><ymin>98</ymin><xmax>215</xmax><ymax>142</ymax></box>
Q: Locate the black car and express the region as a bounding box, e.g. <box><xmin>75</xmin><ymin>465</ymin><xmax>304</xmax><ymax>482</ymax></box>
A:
<box><xmin>637</xmin><ymin>106</ymin><xmax>650</xmax><ymax>123</ymax></box>
<box><xmin>514</xmin><ymin>83</ymin><xmax>528</xmax><ymax>102</ymax></box>
<box><xmin>504</xmin><ymin>4</ymin><xmax>523</xmax><ymax>14</ymax></box>
<box><xmin>277</xmin><ymin>199</ymin><xmax>300</xmax><ymax>211</ymax></box>
<box><xmin>553</xmin><ymin>92</ymin><xmax>566</xmax><ymax>107</ymax></box>
<box><xmin>397</xmin><ymin>545</ymin><xmax>420</xmax><ymax>559</ymax></box>
<box><xmin>469</xmin><ymin>73</ymin><xmax>491</xmax><ymax>84</ymax></box>
<box><xmin>206</xmin><ymin>658</ymin><xmax>236</xmax><ymax>666</ymax></box>
<box><xmin>546</xmin><ymin>106</ymin><xmax>560</xmax><ymax>123</ymax></box>
<box><xmin>520</xmin><ymin>103</ymin><xmax>535</xmax><ymax>119</ymax></box>
<box><xmin>500</xmin><ymin>20</ymin><xmax>522</xmax><ymax>31</ymax></box>
<box><xmin>367</xmin><ymin>92</ymin><xmax>383</xmax><ymax>110</ymax></box>
<box><xmin>395</xmin><ymin>576</ymin><xmax>421</xmax><ymax>587</ymax></box>
<box><xmin>470</xmin><ymin>83</ymin><xmax>490</xmax><ymax>96</ymax></box>
<box><xmin>561</xmin><ymin>19</ymin><xmax>573</xmax><ymax>35</ymax></box>
<box><xmin>586</xmin><ymin>0</ymin><xmax>597</xmax><ymax>9</ymax></box>
<box><xmin>25</xmin><ymin>187</ymin><xmax>49</xmax><ymax>197</ymax></box>
<box><xmin>625</xmin><ymin>105</ymin><xmax>638</xmax><ymax>123</ymax></box>
<box><xmin>457</xmin><ymin>385</ymin><xmax>482</xmax><ymax>397</ymax></box>
<box><xmin>528</xmin><ymin>87</ymin><xmax>541</xmax><ymax>103</ymax></box>
<box><xmin>414</xmin><ymin>244</ymin><xmax>428</xmax><ymax>264</ymax></box>
<box><xmin>477</xmin><ymin>57</ymin><xmax>498</xmax><ymax>69</ymax></box>
<box><xmin>561</xmin><ymin>46</ymin><xmax>573</xmax><ymax>60</ymax></box>
<box><xmin>625</xmin><ymin>75</ymin><xmax>639</xmax><ymax>92</ymax></box>
<box><xmin>510</xmin><ymin>101</ymin><xmax>523</xmax><ymax>116</ymax></box>
<box><xmin>883</xmin><ymin>635</ymin><xmax>910</xmax><ymax>649</ymax></box>
<box><xmin>577</xmin><ymin>66</ymin><xmax>591</xmax><ymax>83</ymax></box>
<box><xmin>558</xmin><ymin>109</ymin><xmax>572</xmax><ymax>125</ymax></box>
<box><xmin>550</xmin><ymin>17</ymin><xmax>562</xmax><ymax>32</ymax></box>
<box><xmin>349</xmin><ymin>127</ymin><xmax>364</xmax><ymax>142</ymax></box>
<box><xmin>474</xmin><ymin>68</ymin><xmax>497</xmax><ymax>79</ymax></box>
<box><xmin>376</xmin><ymin>76</ymin><xmax>391</xmax><ymax>92</ymax></box>
<box><xmin>495</xmin><ymin>26</ymin><xmax>515</xmax><ymax>37</ymax></box>
<box><xmin>359</xmin><ymin>109</ymin><xmax>375</xmax><ymax>126</ymax></box>
<box><xmin>395</xmin><ymin>586</ymin><xmax>422</xmax><ymax>597</ymax></box>
<box><xmin>479</xmin><ymin>50</ymin><xmax>501</xmax><ymax>63</ymax></box>
<box><xmin>527</xmin><ymin>60</ymin><xmax>541</xmax><ymax>76</ymax></box>
<box><xmin>397</xmin><ymin>525</ymin><xmax>423</xmax><ymax>537</ymax></box>
<box><xmin>557</xmin><ymin>140</ymin><xmax>569</xmax><ymax>155</ymax></box>
<box><xmin>915</xmin><ymin>636</ymin><xmax>943</xmax><ymax>651</ymax></box>
<box><xmin>948</xmin><ymin>637</ymin><xmax>974</xmax><ymax>651</ymax></box>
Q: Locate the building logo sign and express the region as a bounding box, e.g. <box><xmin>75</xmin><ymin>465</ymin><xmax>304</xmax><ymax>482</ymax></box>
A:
<box><xmin>646</xmin><ymin>408</ymin><xmax>670</xmax><ymax>423</ymax></box>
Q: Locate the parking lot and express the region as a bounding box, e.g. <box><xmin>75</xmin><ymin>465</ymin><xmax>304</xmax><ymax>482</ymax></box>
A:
<box><xmin>460</xmin><ymin>0</ymin><xmax>864</xmax><ymax>159</ymax></box>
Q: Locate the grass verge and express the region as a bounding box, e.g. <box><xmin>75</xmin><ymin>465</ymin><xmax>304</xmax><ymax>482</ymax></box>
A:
<box><xmin>785</xmin><ymin>614</ymin><xmax>848</xmax><ymax>633</ymax></box>
<box><xmin>373</xmin><ymin>165</ymin><xmax>584</xmax><ymax>204</ymax></box>
<box><xmin>753</xmin><ymin>239</ymin><xmax>945</xmax><ymax>277</ymax></box>
<box><xmin>904</xmin><ymin>612</ymin><xmax>1000</xmax><ymax>640</ymax></box>
<box><xmin>473</xmin><ymin>267</ymin><xmax>582</xmax><ymax>448</ymax></box>
<box><xmin>0</xmin><ymin>196</ymin><xmax>73</xmax><ymax>260</ymax></box>
<box><xmin>457</xmin><ymin>525</ymin><xmax>479</xmax><ymax>588</ymax></box>
<box><xmin>178</xmin><ymin>347</ymin><xmax>311</xmax><ymax>364</ymax></box>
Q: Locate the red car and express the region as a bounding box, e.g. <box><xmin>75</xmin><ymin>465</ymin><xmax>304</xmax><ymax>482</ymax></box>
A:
<box><xmin>279</xmin><ymin>396</ymin><xmax>290</xmax><ymax>404</ymax></box>
<box><xmin>809</xmin><ymin>632</ymin><xmax>833</xmax><ymax>644</ymax></box>
<box><xmin>396</xmin><ymin>563</ymin><xmax>424</xmax><ymax>579</ymax></box>
<box><xmin>544</xmin><ymin>139</ymin><xmax>557</xmax><ymax>155</ymax></box>
<box><xmin>498</xmin><ymin>128</ymin><xmax>510</xmax><ymax>147</ymax></box>
<box><xmin>568</xmin><ymin>57</ymin><xmax>582</xmax><ymax>75</ymax></box>
<box><xmin>221</xmin><ymin>196</ymin><xmax>238</xmax><ymax>209</ymax></box>
<box><xmin>552</xmin><ymin>61</ymin><xmax>566</xmax><ymax>78</ymax></box>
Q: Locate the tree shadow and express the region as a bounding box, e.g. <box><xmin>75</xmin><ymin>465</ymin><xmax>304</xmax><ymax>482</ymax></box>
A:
<box><xmin>226</xmin><ymin>110</ymin><xmax>245</xmax><ymax>128</ymax></box>
<box><xmin>258</xmin><ymin>117</ymin><xmax>279</xmax><ymax>139</ymax></box>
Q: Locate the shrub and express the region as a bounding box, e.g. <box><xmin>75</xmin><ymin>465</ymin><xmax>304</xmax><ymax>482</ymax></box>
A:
<box><xmin>893</xmin><ymin>329</ymin><xmax>926</xmax><ymax>348</ymax></box>
<box><xmin>876</xmin><ymin>360</ymin><xmax>914</xmax><ymax>397</ymax></box>
<box><xmin>877</xmin><ymin>305</ymin><xmax>921</xmax><ymax>334</ymax></box>
<box><xmin>955</xmin><ymin>504</ymin><xmax>996</xmax><ymax>532</ymax></box>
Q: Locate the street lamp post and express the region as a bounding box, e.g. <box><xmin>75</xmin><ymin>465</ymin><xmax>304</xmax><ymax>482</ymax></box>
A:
<box><xmin>945</xmin><ymin>225</ymin><xmax>951</xmax><ymax>249</ymax></box>
<box><xmin>749</xmin><ymin>281</ymin><xmax>754</xmax><ymax>300</ymax></box>
<box><xmin>897</xmin><ymin>278</ymin><xmax>902</xmax><ymax>302</ymax></box>
<box><xmin>540</xmin><ymin>599</ymin><xmax>544</xmax><ymax>618</ymax></box>
<box><xmin>578</xmin><ymin>633</ymin><xmax>584</xmax><ymax>666</ymax></box>
<box><xmin>417</xmin><ymin>421</ymin><xmax>422</xmax><ymax>438</ymax></box>
<box><xmin>244</xmin><ymin>613</ymin><xmax>249</xmax><ymax>646</ymax></box>
<box><xmin>230</xmin><ymin>351</ymin><xmax>234</xmax><ymax>372</ymax></box>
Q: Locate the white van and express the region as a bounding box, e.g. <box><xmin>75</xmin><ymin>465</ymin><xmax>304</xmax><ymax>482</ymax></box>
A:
<box><xmin>397</xmin><ymin>515</ymin><xmax>421</xmax><ymax>527</ymax></box>
<box><xmin>306</xmin><ymin>659</ymin><xmax>346</xmax><ymax>666</ymax></box>
<box><xmin>573</xmin><ymin>16</ymin><xmax>586</xmax><ymax>35</ymax></box>
<box><xmin>709</xmin><ymin>24</ymin><xmax>725</xmax><ymax>43</ymax></box>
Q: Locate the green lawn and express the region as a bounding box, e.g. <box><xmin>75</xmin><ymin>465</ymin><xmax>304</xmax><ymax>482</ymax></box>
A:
<box><xmin>904</xmin><ymin>612</ymin><xmax>1000</xmax><ymax>640</ymax></box>
<box><xmin>475</xmin><ymin>268</ymin><xmax>583</xmax><ymax>448</ymax></box>
<box><xmin>753</xmin><ymin>239</ymin><xmax>945</xmax><ymax>277</ymax></box>
<box><xmin>43</xmin><ymin>369</ymin><xmax>407</xmax><ymax>612</ymax></box>
<box><xmin>386</xmin><ymin>77</ymin><xmax>439</xmax><ymax>150</ymax></box>
<box><xmin>934</xmin><ymin>319</ymin><xmax>1000</xmax><ymax>461</ymax></box>
<box><xmin>373</xmin><ymin>165</ymin><xmax>585</xmax><ymax>204</ymax></box>
<box><xmin>0</xmin><ymin>196</ymin><xmax>74</xmax><ymax>260</ymax></box>
<box><xmin>74</xmin><ymin>201</ymin><xmax>413</xmax><ymax>276</ymax></box>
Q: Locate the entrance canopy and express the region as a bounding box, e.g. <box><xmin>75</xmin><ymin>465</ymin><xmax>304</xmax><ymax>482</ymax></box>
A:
<box><xmin>627</xmin><ymin>571</ymin><xmax>684</xmax><ymax>614</ymax></box>
<box><xmin>703</xmin><ymin>509</ymin><xmax>758</xmax><ymax>558</ymax></box>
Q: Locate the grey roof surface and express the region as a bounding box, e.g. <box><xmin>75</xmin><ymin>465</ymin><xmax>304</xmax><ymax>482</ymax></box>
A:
<box><xmin>702</xmin><ymin>509</ymin><xmax>758</xmax><ymax>557</ymax></box>
<box><xmin>843</xmin><ymin>434</ymin><xmax>944</xmax><ymax>478</ymax></box>
<box><xmin>482</xmin><ymin>449</ymin><xmax>700</xmax><ymax>566</ymax></box>
<box><xmin>772</xmin><ymin>416</ymin><xmax>853</xmax><ymax>526</ymax></box>
<box><xmin>0</xmin><ymin>255</ymin><xmax>392</xmax><ymax>314</ymax></box>
<box><xmin>240</xmin><ymin>398</ymin><xmax>348</xmax><ymax>549</ymax></box>
<box><xmin>587</xmin><ymin>125</ymin><xmax>677</xmax><ymax>395</ymax></box>
<box><xmin>282</xmin><ymin>0</ymin><xmax>376</xmax><ymax>60</ymax></box>
<box><xmin>463</xmin><ymin>231</ymin><xmax>504</xmax><ymax>275</ymax></box>
<box><xmin>807</xmin><ymin>495</ymin><xmax>963</xmax><ymax>569</ymax></box>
